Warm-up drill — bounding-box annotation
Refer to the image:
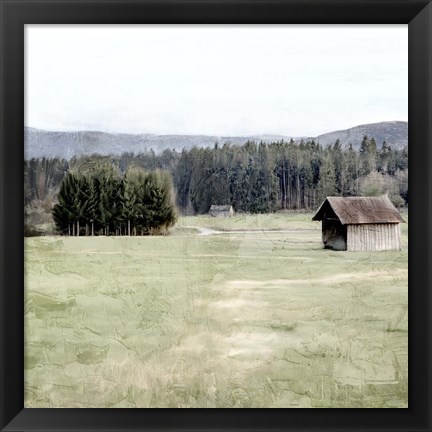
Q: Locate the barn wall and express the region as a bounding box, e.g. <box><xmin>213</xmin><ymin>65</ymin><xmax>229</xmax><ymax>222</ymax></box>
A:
<box><xmin>347</xmin><ymin>223</ymin><xmax>401</xmax><ymax>251</ymax></box>
<box><xmin>209</xmin><ymin>206</ymin><xmax>234</xmax><ymax>217</ymax></box>
<box><xmin>322</xmin><ymin>220</ymin><xmax>347</xmax><ymax>250</ymax></box>
<box><xmin>209</xmin><ymin>210</ymin><xmax>232</xmax><ymax>217</ymax></box>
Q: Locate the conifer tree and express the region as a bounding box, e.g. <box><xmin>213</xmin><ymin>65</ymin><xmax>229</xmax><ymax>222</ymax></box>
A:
<box><xmin>52</xmin><ymin>165</ymin><xmax>177</xmax><ymax>236</ymax></box>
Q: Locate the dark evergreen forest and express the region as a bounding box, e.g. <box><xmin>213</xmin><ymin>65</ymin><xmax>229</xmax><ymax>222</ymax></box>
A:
<box><xmin>51</xmin><ymin>166</ymin><xmax>177</xmax><ymax>236</ymax></box>
<box><xmin>24</xmin><ymin>136</ymin><xmax>408</xmax><ymax>231</ymax></box>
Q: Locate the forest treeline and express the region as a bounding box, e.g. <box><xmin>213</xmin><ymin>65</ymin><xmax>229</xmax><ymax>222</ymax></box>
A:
<box><xmin>52</xmin><ymin>166</ymin><xmax>176</xmax><ymax>236</ymax></box>
<box><xmin>25</xmin><ymin>136</ymin><xmax>408</xmax><ymax>225</ymax></box>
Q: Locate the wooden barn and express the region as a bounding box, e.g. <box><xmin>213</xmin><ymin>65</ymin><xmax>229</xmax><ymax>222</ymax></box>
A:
<box><xmin>312</xmin><ymin>196</ymin><xmax>405</xmax><ymax>251</ymax></box>
<box><xmin>208</xmin><ymin>205</ymin><xmax>234</xmax><ymax>218</ymax></box>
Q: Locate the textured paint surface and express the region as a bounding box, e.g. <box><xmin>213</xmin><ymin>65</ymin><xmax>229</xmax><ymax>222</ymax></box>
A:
<box><xmin>24</xmin><ymin>213</ymin><xmax>408</xmax><ymax>408</ymax></box>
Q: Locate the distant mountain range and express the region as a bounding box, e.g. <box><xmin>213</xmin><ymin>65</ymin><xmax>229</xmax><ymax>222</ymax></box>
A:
<box><xmin>24</xmin><ymin>121</ymin><xmax>407</xmax><ymax>160</ymax></box>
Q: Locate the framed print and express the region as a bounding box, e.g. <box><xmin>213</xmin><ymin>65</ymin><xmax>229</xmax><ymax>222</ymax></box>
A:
<box><xmin>1</xmin><ymin>0</ymin><xmax>431</xmax><ymax>431</ymax></box>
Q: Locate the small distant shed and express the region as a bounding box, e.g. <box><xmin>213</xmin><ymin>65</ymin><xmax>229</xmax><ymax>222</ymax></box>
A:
<box><xmin>209</xmin><ymin>205</ymin><xmax>234</xmax><ymax>218</ymax></box>
<box><xmin>312</xmin><ymin>196</ymin><xmax>405</xmax><ymax>251</ymax></box>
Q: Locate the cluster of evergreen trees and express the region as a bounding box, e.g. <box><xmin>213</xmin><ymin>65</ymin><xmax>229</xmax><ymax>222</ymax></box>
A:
<box><xmin>52</xmin><ymin>165</ymin><xmax>177</xmax><ymax>236</ymax></box>
<box><xmin>25</xmin><ymin>136</ymin><xmax>408</xmax><ymax>225</ymax></box>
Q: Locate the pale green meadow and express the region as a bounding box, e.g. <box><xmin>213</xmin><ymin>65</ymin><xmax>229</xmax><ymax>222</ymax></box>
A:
<box><xmin>24</xmin><ymin>213</ymin><xmax>408</xmax><ymax>408</ymax></box>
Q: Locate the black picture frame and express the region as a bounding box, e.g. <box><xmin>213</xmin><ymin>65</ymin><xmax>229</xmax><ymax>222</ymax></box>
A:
<box><xmin>1</xmin><ymin>1</ymin><xmax>431</xmax><ymax>431</ymax></box>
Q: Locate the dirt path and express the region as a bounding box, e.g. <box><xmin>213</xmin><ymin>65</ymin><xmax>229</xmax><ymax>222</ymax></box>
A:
<box><xmin>181</xmin><ymin>226</ymin><xmax>317</xmax><ymax>236</ymax></box>
<box><xmin>181</xmin><ymin>226</ymin><xmax>222</xmax><ymax>236</ymax></box>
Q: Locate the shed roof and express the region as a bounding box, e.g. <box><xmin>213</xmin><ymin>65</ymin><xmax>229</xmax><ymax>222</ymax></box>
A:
<box><xmin>312</xmin><ymin>196</ymin><xmax>405</xmax><ymax>225</ymax></box>
<box><xmin>209</xmin><ymin>205</ymin><xmax>232</xmax><ymax>211</ymax></box>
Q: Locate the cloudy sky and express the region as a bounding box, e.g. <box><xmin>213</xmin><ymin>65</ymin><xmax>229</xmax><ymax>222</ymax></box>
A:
<box><xmin>25</xmin><ymin>25</ymin><xmax>407</xmax><ymax>137</ymax></box>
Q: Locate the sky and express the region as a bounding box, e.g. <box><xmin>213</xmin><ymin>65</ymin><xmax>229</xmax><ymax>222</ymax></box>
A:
<box><xmin>25</xmin><ymin>25</ymin><xmax>408</xmax><ymax>137</ymax></box>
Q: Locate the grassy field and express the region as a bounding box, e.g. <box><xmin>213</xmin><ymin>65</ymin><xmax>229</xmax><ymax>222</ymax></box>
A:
<box><xmin>24</xmin><ymin>213</ymin><xmax>408</xmax><ymax>408</ymax></box>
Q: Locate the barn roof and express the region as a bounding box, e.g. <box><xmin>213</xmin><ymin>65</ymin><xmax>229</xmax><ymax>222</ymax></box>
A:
<box><xmin>209</xmin><ymin>205</ymin><xmax>232</xmax><ymax>211</ymax></box>
<box><xmin>312</xmin><ymin>196</ymin><xmax>405</xmax><ymax>225</ymax></box>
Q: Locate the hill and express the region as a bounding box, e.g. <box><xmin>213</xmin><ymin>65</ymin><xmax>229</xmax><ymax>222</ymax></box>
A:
<box><xmin>316</xmin><ymin>121</ymin><xmax>407</xmax><ymax>150</ymax></box>
<box><xmin>24</xmin><ymin>128</ymin><xmax>295</xmax><ymax>160</ymax></box>
<box><xmin>24</xmin><ymin>121</ymin><xmax>407</xmax><ymax>160</ymax></box>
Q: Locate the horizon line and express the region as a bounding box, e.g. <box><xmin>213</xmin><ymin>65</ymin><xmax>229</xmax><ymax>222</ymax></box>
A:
<box><xmin>24</xmin><ymin>119</ymin><xmax>408</xmax><ymax>139</ymax></box>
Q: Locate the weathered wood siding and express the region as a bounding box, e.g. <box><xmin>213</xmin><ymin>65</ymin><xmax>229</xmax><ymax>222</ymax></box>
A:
<box><xmin>209</xmin><ymin>209</ymin><xmax>234</xmax><ymax>217</ymax></box>
<box><xmin>347</xmin><ymin>223</ymin><xmax>401</xmax><ymax>251</ymax></box>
